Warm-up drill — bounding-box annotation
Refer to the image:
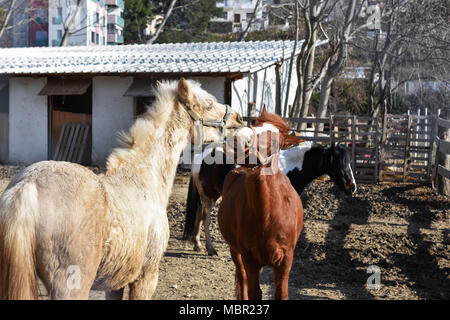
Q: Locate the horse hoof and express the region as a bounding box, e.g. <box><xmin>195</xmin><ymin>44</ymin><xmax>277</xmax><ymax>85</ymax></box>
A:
<box><xmin>207</xmin><ymin>248</ymin><xmax>218</xmax><ymax>256</ymax></box>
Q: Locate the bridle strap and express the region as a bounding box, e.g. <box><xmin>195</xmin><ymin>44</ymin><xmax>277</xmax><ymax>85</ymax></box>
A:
<box><xmin>178</xmin><ymin>98</ymin><xmax>233</xmax><ymax>144</ymax></box>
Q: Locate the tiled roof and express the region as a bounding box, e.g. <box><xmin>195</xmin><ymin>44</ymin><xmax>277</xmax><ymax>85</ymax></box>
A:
<box><xmin>0</xmin><ymin>40</ymin><xmax>325</xmax><ymax>75</ymax></box>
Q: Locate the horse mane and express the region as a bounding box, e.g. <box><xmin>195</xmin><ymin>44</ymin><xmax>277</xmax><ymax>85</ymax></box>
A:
<box><xmin>252</xmin><ymin>108</ymin><xmax>303</xmax><ymax>148</ymax></box>
<box><xmin>107</xmin><ymin>79</ymin><xmax>215</xmax><ymax>171</ymax></box>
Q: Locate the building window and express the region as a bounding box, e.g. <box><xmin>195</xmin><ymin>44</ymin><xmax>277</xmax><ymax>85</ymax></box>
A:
<box><xmin>96</xmin><ymin>13</ymin><xmax>99</xmax><ymax>24</ymax></box>
<box><xmin>107</xmin><ymin>23</ymin><xmax>115</xmax><ymax>33</ymax></box>
<box><xmin>57</xmin><ymin>7</ymin><xmax>62</xmax><ymax>17</ymax></box>
<box><xmin>35</xmin><ymin>30</ymin><xmax>48</xmax><ymax>46</ymax></box>
<box><xmin>222</xmin><ymin>12</ymin><xmax>227</xmax><ymax>20</ymax></box>
<box><xmin>57</xmin><ymin>30</ymin><xmax>63</xmax><ymax>39</ymax></box>
<box><xmin>234</xmin><ymin>14</ymin><xmax>240</xmax><ymax>23</ymax></box>
<box><xmin>96</xmin><ymin>33</ymin><xmax>99</xmax><ymax>44</ymax></box>
<box><xmin>246</xmin><ymin>12</ymin><xmax>253</xmax><ymax>20</ymax></box>
<box><xmin>91</xmin><ymin>32</ymin><xmax>95</xmax><ymax>44</ymax></box>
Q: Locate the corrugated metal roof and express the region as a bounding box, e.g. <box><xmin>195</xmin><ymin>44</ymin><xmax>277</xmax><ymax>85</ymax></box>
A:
<box><xmin>0</xmin><ymin>40</ymin><xmax>327</xmax><ymax>76</ymax></box>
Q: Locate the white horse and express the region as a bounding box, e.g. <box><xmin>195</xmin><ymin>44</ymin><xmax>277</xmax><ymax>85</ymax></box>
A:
<box><xmin>0</xmin><ymin>78</ymin><xmax>244</xmax><ymax>300</ymax></box>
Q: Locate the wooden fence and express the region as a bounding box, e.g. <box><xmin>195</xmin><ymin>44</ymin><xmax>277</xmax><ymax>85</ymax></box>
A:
<box><xmin>433</xmin><ymin>114</ymin><xmax>450</xmax><ymax>190</ymax></box>
<box><xmin>243</xmin><ymin>112</ymin><xmax>448</xmax><ymax>184</ymax></box>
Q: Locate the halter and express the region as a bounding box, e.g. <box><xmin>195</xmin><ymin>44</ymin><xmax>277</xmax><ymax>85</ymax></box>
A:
<box><xmin>178</xmin><ymin>97</ymin><xmax>233</xmax><ymax>144</ymax></box>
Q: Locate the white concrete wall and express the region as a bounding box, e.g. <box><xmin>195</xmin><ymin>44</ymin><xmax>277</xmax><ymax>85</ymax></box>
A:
<box><xmin>192</xmin><ymin>76</ymin><xmax>226</xmax><ymax>103</ymax></box>
<box><xmin>9</xmin><ymin>78</ymin><xmax>48</xmax><ymax>164</ymax></box>
<box><xmin>0</xmin><ymin>80</ymin><xmax>9</xmax><ymax>163</ymax></box>
<box><xmin>92</xmin><ymin>76</ymin><xmax>134</xmax><ymax>165</ymax></box>
<box><xmin>231</xmin><ymin>59</ymin><xmax>298</xmax><ymax>116</ymax></box>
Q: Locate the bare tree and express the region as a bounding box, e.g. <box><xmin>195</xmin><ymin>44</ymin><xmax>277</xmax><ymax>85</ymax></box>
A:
<box><xmin>287</xmin><ymin>0</ymin><xmax>339</xmax><ymax>130</ymax></box>
<box><xmin>147</xmin><ymin>0</ymin><xmax>177</xmax><ymax>44</ymax></box>
<box><xmin>60</xmin><ymin>0</ymin><xmax>85</xmax><ymax>46</ymax></box>
<box><xmin>315</xmin><ymin>0</ymin><xmax>360</xmax><ymax>132</ymax></box>
<box><xmin>0</xmin><ymin>0</ymin><xmax>18</xmax><ymax>40</ymax></box>
<box><xmin>351</xmin><ymin>0</ymin><xmax>449</xmax><ymax>118</ymax></box>
<box><xmin>0</xmin><ymin>0</ymin><xmax>36</xmax><ymax>44</ymax></box>
<box><xmin>239</xmin><ymin>0</ymin><xmax>263</xmax><ymax>41</ymax></box>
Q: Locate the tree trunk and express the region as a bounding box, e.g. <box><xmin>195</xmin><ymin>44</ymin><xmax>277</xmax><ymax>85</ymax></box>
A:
<box><xmin>60</xmin><ymin>0</ymin><xmax>85</xmax><ymax>46</ymax></box>
<box><xmin>239</xmin><ymin>0</ymin><xmax>262</xmax><ymax>41</ymax></box>
<box><xmin>316</xmin><ymin>75</ymin><xmax>333</xmax><ymax>134</ymax></box>
<box><xmin>275</xmin><ymin>63</ymin><xmax>282</xmax><ymax>116</ymax></box>
<box><xmin>147</xmin><ymin>0</ymin><xmax>177</xmax><ymax>44</ymax></box>
<box><xmin>0</xmin><ymin>0</ymin><xmax>18</xmax><ymax>40</ymax></box>
<box><xmin>299</xmin><ymin>28</ymin><xmax>317</xmax><ymax>130</ymax></box>
<box><xmin>282</xmin><ymin>1</ymin><xmax>299</xmax><ymax>117</ymax></box>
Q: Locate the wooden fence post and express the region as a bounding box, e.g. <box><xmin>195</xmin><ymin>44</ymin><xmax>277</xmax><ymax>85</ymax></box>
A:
<box><xmin>403</xmin><ymin>115</ymin><xmax>412</xmax><ymax>182</ymax></box>
<box><xmin>274</xmin><ymin>63</ymin><xmax>282</xmax><ymax>116</ymax></box>
<box><xmin>351</xmin><ymin>115</ymin><xmax>356</xmax><ymax>172</ymax></box>
<box><xmin>437</xmin><ymin>109</ymin><xmax>450</xmax><ymax>195</ymax></box>
<box><xmin>379</xmin><ymin>113</ymin><xmax>388</xmax><ymax>182</ymax></box>
<box><xmin>375</xmin><ymin>116</ymin><xmax>380</xmax><ymax>182</ymax></box>
<box><xmin>330</xmin><ymin>115</ymin><xmax>334</xmax><ymax>146</ymax></box>
<box><xmin>247</xmin><ymin>102</ymin><xmax>257</xmax><ymax>118</ymax></box>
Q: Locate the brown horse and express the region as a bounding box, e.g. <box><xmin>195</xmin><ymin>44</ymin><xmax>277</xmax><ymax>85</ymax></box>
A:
<box><xmin>218</xmin><ymin>112</ymin><xmax>303</xmax><ymax>300</ymax></box>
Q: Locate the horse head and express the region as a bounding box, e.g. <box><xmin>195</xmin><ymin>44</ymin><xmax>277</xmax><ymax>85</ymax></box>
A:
<box><xmin>226</xmin><ymin>106</ymin><xmax>303</xmax><ymax>167</ymax></box>
<box><xmin>177</xmin><ymin>78</ymin><xmax>244</xmax><ymax>144</ymax></box>
<box><xmin>326</xmin><ymin>143</ymin><xmax>357</xmax><ymax>195</ymax></box>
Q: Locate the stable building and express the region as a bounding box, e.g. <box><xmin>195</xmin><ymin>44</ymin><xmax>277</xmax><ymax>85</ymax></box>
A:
<box><xmin>0</xmin><ymin>40</ymin><xmax>312</xmax><ymax>165</ymax></box>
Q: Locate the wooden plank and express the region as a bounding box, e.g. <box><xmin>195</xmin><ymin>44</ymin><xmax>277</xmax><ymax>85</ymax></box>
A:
<box><xmin>285</xmin><ymin>117</ymin><xmax>330</xmax><ymax>124</ymax></box>
<box><xmin>53</xmin><ymin>123</ymin><xmax>67</xmax><ymax>161</ymax></box>
<box><xmin>437</xmin><ymin>138</ymin><xmax>450</xmax><ymax>155</ymax></box>
<box><xmin>437</xmin><ymin>117</ymin><xmax>450</xmax><ymax>129</ymax></box>
<box><xmin>66</xmin><ymin>124</ymin><xmax>81</xmax><ymax>162</ymax></box>
<box><xmin>57</xmin><ymin>124</ymin><xmax>73</xmax><ymax>161</ymax></box>
<box><xmin>76</xmin><ymin>125</ymin><xmax>90</xmax><ymax>164</ymax></box>
<box><xmin>438</xmin><ymin>165</ymin><xmax>450</xmax><ymax>180</ymax></box>
<box><xmin>71</xmin><ymin>125</ymin><xmax>85</xmax><ymax>162</ymax></box>
<box><xmin>403</xmin><ymin>114</ymin><xmax>412</xmax><ymax>181</ymax></box>
<box><xmin>60</xmin><ymin>124</ymin><xmax>75</xmax><ymax>161</ymax></box>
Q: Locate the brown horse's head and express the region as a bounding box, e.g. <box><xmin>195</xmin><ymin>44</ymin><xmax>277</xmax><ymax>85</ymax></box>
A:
<box><xmin>228</xmin><ymin>106</ymin><xmax>303</xmax><ymax>167</ymax></box>
<box><xmin>251</xmin><ymin>106</ymin><xmax>302</xmax><ymax>149</ymax></box>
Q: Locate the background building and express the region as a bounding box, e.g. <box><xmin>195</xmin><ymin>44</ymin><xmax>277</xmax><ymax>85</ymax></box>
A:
<box><xmin>1</xmin><ymin>0</ymin><xmax>123</xmax><ymax>47</ymax></box>
<box><xmin>215</xmin><ymin>0</ymin><xmax>270</xmax><ymax>33</ymax></box>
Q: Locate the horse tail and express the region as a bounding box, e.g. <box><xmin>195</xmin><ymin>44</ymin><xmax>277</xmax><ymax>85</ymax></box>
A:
<box><xmin>0</xmin><ymin>182</ymin><xmax>39</xmax><ymax>300</ymax></box>
<box><xmin>183</xmin><ymin>174</ymin><xmax>201</xmax><ymax>241</ymax></box>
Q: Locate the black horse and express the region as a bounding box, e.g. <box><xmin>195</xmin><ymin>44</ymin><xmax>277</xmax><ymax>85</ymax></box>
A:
<box><xmin>183</xmin><ymin>143</ymin><xmax>357</xmax><ymax>256</ymax></box>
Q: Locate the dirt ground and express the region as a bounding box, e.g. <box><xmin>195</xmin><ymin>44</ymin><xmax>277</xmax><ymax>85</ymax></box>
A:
<box><xmin>0</xmin><ymin>165</ymin><xmax>448</xmax><ymax>300</ymax></box>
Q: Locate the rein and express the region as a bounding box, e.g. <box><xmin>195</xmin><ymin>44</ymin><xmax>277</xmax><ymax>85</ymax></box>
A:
<box><xmin>178</xmin><ymin>97</ymin><xmax>232</xmax><ymax>144</ymax></box>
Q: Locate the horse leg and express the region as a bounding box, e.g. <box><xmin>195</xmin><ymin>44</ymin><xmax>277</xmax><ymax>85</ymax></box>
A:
<box><xmin>105</xmin><ymin>288</ymin><xmax>124</xmax><ymax>300</ymax></box>
<box><xmin>242</xmin><ymin>255</ymin><xmax>262</xmax><ymax>300</ymax></box>
<box><xmin>128</xmin><ymin>268</ymin><xmax>159</xmax><ymax>300</ymax></box>
<box><xmin>192</xmin><ymin>204</ymin><xmax>203</xmax><ymax>252</ymax></box>
<box><xmin>202</xmin><ymin>199</ymin><xmax>217</xmax><ymax>256</ymax></box>
<box><xmin>273</xmin><ymin>254</ymin><xmax>293</xmax><ymax>300</ymax></box>
<box><xmin>230</xmin><ymin>249</ymin><xmax>248</xmax><ymax>300</ymax></box>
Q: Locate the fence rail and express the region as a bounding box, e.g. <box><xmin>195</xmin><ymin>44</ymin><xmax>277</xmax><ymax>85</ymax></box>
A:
<box><xmin>243</xmin><ymin>111</ymin><xmax>449</xmax><ymax>184</ymax></box>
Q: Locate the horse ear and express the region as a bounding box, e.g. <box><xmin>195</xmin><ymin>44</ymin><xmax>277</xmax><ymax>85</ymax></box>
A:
<box><xmin>178</xmin><ymin>78</ymin><xmax>190</xmax><ymax>103</ymax></box>
<box><xmin>261</xmin><ymin>105</ymin><xmax>267</xmax><ymax>115</ymax></box>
